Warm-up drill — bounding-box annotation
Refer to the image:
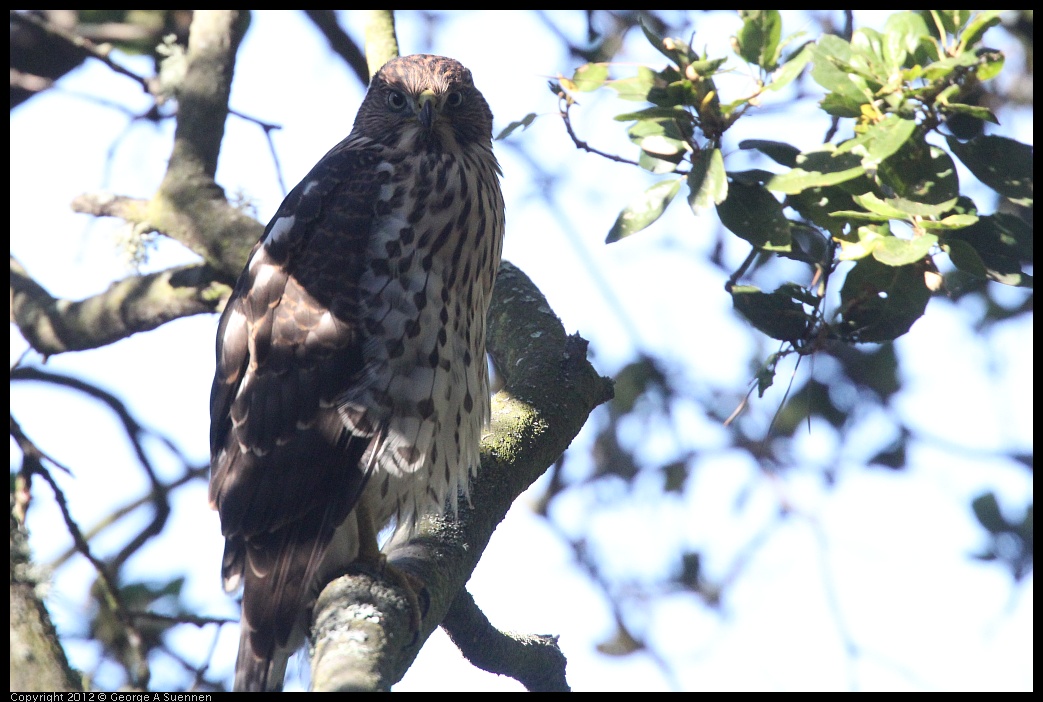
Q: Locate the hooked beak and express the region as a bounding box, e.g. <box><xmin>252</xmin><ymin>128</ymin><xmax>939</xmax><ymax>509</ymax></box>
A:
<box><xmin>416</xmin><ymin>89</ymin><xmax>437</xmax><ymax>129</ymax></box>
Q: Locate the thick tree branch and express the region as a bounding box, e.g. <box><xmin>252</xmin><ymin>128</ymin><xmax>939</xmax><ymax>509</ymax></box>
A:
<box><xmin>364</xmin><ymin>11</ymin><xmax>400</xmax><ymax>78</ymax></box>
<box><xmin>11</xmin><ymin>507</ymin><xmax>83</xmax><ymax>692</ymax></box>
<box><xmin>10</xmin><ymin>256</ymin><xmax>229</xmax><ymax>356</ymax></box>
<box><xmin>442</xmin><ymin>588</ymin><xmax>569</xmax><ymax>692</ymax></box>
<box><xmin>304</xmin><ymin>10</ymin><xmax>370</xmax><ymax>87</ymax></box>
<box><xmin>148</xmin><ymin>10</ymin><xmax>261</xmax><ymax>276</ymax></box>
<box><xmin>310</xmin><ymin>261</ymin><xmax>614</xmax><ymax>691</ymax></box>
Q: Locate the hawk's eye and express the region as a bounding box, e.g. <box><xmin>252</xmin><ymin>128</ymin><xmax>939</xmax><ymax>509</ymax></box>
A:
<box><xmin>446</xmin><ymin>91</ymin><xmax>464</xmax><ymax>108</ymax></box>
<box><xmin>386</xmin><ymin>90</ymin><xmax>408</xmax><ymax>111</ymax></box>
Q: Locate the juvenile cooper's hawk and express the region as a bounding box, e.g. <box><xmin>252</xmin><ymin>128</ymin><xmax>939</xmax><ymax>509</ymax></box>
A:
<box><xmin>209</xmin><ymin>54</ymin><xmax>504</xmax><ymax>692</ymax></box>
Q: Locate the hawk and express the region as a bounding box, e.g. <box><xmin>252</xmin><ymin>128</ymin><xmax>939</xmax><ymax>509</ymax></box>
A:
<box><xmin>209</xmin><ymin>54</ymin><xmax>504</xmax><ymax>692</ymax></box>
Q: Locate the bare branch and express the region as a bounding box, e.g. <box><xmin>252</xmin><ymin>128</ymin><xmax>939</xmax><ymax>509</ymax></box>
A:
<box><xmin>151</xmin><ymin>10</ymin><xmax>261</xmax><ymax>275</ymax></box>
<box><xmin>10</xmin><ymin>11</ymin><xmax>154</xmax><ymax>95</ymax></box>
<box><xmin>442</xmin><ymin>589</ymin><xmax>569</xmax><ymax>692</ymax></box>
<box><xmin>559</xmin><ymin>98</ymin><xmax>641</xmax><ymax>167</ymax></box>
<box><xmin>304</xmin><ymin>10</ymin><xmax>370</xmax><ymax>87</ymax></box>
<box><xmin>11</xmin><ymin>256</ymin><xmax>229</xmax><ymax>356</ymax></box>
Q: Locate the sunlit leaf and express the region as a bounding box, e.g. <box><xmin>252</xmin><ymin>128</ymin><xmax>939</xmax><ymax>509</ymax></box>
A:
<box><xmin>495</xmin><ymin>112</ymin><xmax>537</xmax><ymax>140</ymax></box>
<box><xmin>767</xmin><ymin>148</ymin><xmax>865</xmax><ymax>194</ymax></box>
<box><xmin>765</xmin><ymin>44</ymin><xmax>813</xmax><ymax>92</ymax></box>
<box><xmin>959</xmin><ymin>11</ymin><xmax>1003</xmax><ymax>48</ymax></box>
<box><xmin>614</xmin><ymin>106</ymin><xmax>691</xmax><ymax>122</ymax></box>
<box><xmin>736</xmin><ymin>10</ymin><xmax>783</xmax><ymax>70</ymax></box>
<box><xmin>606</xmin><ymin>178</ymin><xmax>683</xmax><ymax>243</ymax></box>
<box><xmin>571</xmin><ymin>63</ymin><xmax>609</xmax><ymax>92</ymax></box>
<box><xmin>687</xmin><ymin>148</ymin><xmax>727</xmax><ymax>214</ymax></box>
<box><xmin>871</xmin><ymin>232</ymin><xmax>937</xmax><ymax>266</ymax></box>
<box><xmin>836</xmin><ymin>115</ymin><xmax>917</xmax><ymax>167</ymax></box>
<box><xmin>882</xmin><ymin>12</ymin><xmax>929</xmax><ymax>71</ymax></box>
<box><xmin>608</xmin><ymin>66</ymin><xmax>658</xmax><ymax>101</ymax></box>
<box><xmin>916</xmin><ymin>214</ymin><xmax>978</xmax><ymax>230</ymax></box>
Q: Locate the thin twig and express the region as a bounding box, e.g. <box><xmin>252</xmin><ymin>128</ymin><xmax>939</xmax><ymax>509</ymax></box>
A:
<box><xmin>559</xmin><ymin>99</ymin><xmax>642</xmax><ymax>167</ymax></box>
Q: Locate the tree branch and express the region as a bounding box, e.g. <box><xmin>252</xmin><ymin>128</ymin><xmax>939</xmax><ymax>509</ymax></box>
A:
<box><xmin>10</xmin><ymin>256</ymin><xmax>229</xmax><ymax>356</ymax></box>
<box><xmin>442</xmin><ymin>588</ymin><xmax>570</xmax><ymax>692</ymax></box>
<box><xmin>304</xmin><ymin>10</ymin><xmax>370</xmax><ymax>87</ymax></box>
<box><xmin>148</xmin><ymin>10</ymin><xmax>261</xmax><ymax>276</ymax></box>
<box><xmin>10</xmin><ymin>507</ymin><xmax>83</xmax><ymax>692</ymax></box>
<box><xmin>310</xmin><ymin>261</ymin><xmax>614</xmax><ymax>691</ymax></box>
<box><xmin>363</xmin><ymin>11</ymin><xmax>400</xmax><ymax>78</ymax></box>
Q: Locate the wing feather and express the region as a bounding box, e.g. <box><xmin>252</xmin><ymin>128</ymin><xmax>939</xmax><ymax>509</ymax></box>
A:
<box><xmin>208</xmin><ymin>141</ymin><xmax>387</xmax><ymax>689</ymax></box>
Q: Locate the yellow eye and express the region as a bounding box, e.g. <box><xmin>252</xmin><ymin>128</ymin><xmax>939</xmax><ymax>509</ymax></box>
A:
<box><xmin>387</xmin><ymin>90</ymin><xmax>408</xmax><ymax>111</ymax></box>
<box><xmin>446</xmin><ymin>91</ymin><xmax>464</xmax><ymax>108</ymax></box>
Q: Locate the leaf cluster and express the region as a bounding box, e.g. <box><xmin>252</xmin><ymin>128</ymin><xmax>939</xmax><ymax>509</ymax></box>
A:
<box><xmin>555</xmin><ymin>11</ymin><xmax>1031</xmax><ymax>361</ymax></box>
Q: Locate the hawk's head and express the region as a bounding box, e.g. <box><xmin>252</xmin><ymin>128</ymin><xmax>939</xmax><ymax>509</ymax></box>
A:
<box><xmin>353</xmin><ymin>54</ymin><xmax>494</xmax><ymax>153</ymax></box>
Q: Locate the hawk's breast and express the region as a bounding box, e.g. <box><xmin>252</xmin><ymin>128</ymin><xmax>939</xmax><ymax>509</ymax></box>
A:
<box><xmin>338</xmin><ymin>144</ymin><xmax>504</xmax><ymax>531</ymax></box>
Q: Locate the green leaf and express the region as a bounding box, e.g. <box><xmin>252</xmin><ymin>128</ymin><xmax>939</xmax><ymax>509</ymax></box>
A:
<box><xmin>614</xmin><ymin>106</ymin><xmax>692</xmax><ymax>122</ymax></box>
<box><xmin>882</xmin><ymin>12</ymin><xmax>930</xmax><ymax>71</ymax></box>
<box><xmin>940</xmin><ymin>102</ymin><xmax>999</xmax><ymax>125</ymax></box>
<box><xmin>495</xmin><ymin>112</ymin><xmax>537</xmax><ymax>140</ymax></box>
<box><xmin>973</xmin><ymin>49</ymin><xmax>1005</xmax><ymax>81</ymax></box>
<box><xmin>627</xmin><ymin>118</ymin><xmax>690</xmax><ymax>163</ymax></box>
<box><xmin>639</xmin><ymin>20</ymin><xmax>695</xmax><ymax>67</ymax></box>
<box><xmin>835</xmin><ymin>115</ymin><xmax>917</xmax><ymax>168</ymax></box>
<box><xmin>571</xmin><ymin>63</ymin><xmax>609</xmax><ymax>92</ymax></box>
<box><xmin>786</xmin><ymin>185</ymin><xmax>860</xmax><ymax>237</ymax></box>
<box><xmin>839</xmin><ymin>258</ymin><xmax>931</xmax><ymax>342</ymax></box>
<box><xmin>849</xmin><ymin>28</ymin><xmax>891</xmax><ymax>84</ymax></box>
<box><xmin>736</xmin><ymin>10</ymin><xmax>783</xmax><ymax>70</ymax></box>
<box><xmin>819</xmin><ymin>92</ymin><xmax>869</xmax><ymax>118</ymax></box>
<box><xmin>878</xmin><ymin>142</ymin><xmax>960</xmax><ymax>205</ymax></box>
<box><xmin>767</xmin><ymin>148</ymin><xmax>865</xmax><ymax>194</ymax></box>
<box><xmin>606</xmin><ymin>178</ymin><xmax>683</xmax><ymax>244</ymax></box>
<box><xmin>811</xmin><ymin>35</ymin><xmax>873</xmax><ymax>110</ymax></box>
<box><xmin>640</xmin><ymin>135</ymin><xmax>687</xmax><ymax>157</ymax></box>
<box><xmin>850</xmin><ymin>192</ymin><xmax>962</xmax><ymax>221</ymax></box>
<box><xmin>779</xmin><ymin>224</ymin><xmax>829</xmax><ymax>265</ymax></box>
<box><xmin>731</xmin><ymin>284</ymin><xmax>810</xmax><ymax>342</ymax></box>
<box><xmin>852</xmin><ymin>193</ymin><xmax>912</xmax><ymax>219</ymax></box>
<box><xmin>922</xmin><ymin>50</ymin><xmax>981</xmax><ymax>81</ymax></box>
<box><xmin>765</xmin><ymin>44</ymin><xmax>813</xmax><ymax>92</ymax></box>
<box><xmin>916</xmin><ymin>214</ymin><xmax>978</xmax><ymax>230</ymax></box>
<box><xmin>717</xmin><ymin>181</ymin><xmax>791</xmax><ymax>251</ymax></box>
<box><xmin>944</xmin><ymin>213</ymin><xmax>1033</xmax><ymax>286</ymax></box>
<box><xmin>739</xmin><ymin>139</ymin><xmax>800</xmax><ymax>168</ymax></box>
<box><xmin>608</xmin><ymin>66</ymin><xmax>658</xmax><ymax>101</ymax></box>
<box><xmin>837</xmin><ymin>223</ymin><xmax>891</xmax><ymax>260</ymax></box>
<box><xmin>830</xmin><ymin>209</ymin><xmax>893</xmax><ymax>224</ymax></box>
<box><xmin>871</xmin><ymin>233</ymin><xmax>938</xmax><ymax>266</ymax></box>
<box><xmin>959</xmin><ymin>11</ymin><xmax>1003</xmax><ymax>48</ymax></box>
<box><xmin>638</xmin><ymin>150</ymin><xmax>682</xmax><ymax>174</ymax></box>
<box><xmin>947</xmin><ymin>135</ymin><xmax>1034</xmax><ymax>205</ymax></box>
<box><xmin>971</xmin><ymin>492</ymin><xmax>1007</xmax><ymax>533</ymax></box>
<box><xmin>687</xmin><ymin>148</ymin><xmax>727</xmax><ymax>214</ymax></box>
<box><xmin>943</xmin><ymin>238</ymin><xmax>988</xmax><ymax>278</ymax></box>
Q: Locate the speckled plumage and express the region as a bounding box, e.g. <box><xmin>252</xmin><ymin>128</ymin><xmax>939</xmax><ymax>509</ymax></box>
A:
<box><xmin>208</xmin><ymin>54</ymin><xmax>504</xmax><ymax>692</ymax></box>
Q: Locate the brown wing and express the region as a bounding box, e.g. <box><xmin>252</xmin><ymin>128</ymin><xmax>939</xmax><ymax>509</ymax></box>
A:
<box><xmin>208</xmin><ymin>139</ymin><xmax>387</xmax><ymax>689</ymax></box>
